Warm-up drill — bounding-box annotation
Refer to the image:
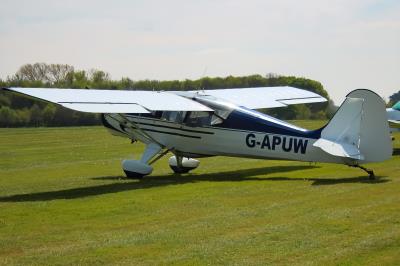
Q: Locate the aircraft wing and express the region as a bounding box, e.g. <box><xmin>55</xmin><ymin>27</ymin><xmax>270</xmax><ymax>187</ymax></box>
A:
<box><xmin>180</xmin><ymin>86</ymin><xmax>327</xmax><ymax>109</ymax></box>
<box><xmin>3</xmin><ymin>87</ymin><xmax>212</xmax><ymax>113</ymax></box>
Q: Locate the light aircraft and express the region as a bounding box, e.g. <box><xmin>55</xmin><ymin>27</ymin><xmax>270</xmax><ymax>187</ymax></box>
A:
<box><xmin>2</xmin><ymin>86</ymin><xmax>392</xmax><ymax>179</ymax></box>
<box><xmin>387</xmin><ymin>101</ymin><xmax>400</xmax><ymax>132</ymax></box>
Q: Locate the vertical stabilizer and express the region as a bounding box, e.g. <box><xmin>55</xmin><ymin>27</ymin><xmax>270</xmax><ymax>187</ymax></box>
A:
<box><xmin>314</xmin><ymin>89</ymin><xmax>392</xmax><ymax>163</ymax></box>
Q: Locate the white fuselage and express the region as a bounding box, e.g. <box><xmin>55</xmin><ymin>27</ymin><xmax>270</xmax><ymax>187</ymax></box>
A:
<box><xmin>103</xmin><ymin>114</ymin><xmax>345</xmax><ymax>164</ymax></box>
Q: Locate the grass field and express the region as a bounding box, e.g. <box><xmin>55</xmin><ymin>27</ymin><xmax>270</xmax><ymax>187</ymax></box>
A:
<box><xmin>0</xmin><ymin>121</ymin><xmax>399</xmax><ymax>265</ymax></box>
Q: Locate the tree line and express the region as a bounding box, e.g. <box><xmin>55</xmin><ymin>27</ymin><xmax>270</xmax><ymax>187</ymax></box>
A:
<box><xmin>389</xmin><ymin>91</ymin><xmax>400</xmax><ymax>106</ymax></box>
<box><xmin>0</xmin><ymin>63</ymin><xmax>334</xmax><ymax>127</ymax></box>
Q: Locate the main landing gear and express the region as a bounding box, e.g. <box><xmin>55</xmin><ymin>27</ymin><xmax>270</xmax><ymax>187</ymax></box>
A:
<box><xmin>122</xmin><ymin>143</ymin><xmax>200</xmax><ymax>179</ymax></box>
<box><xmin>122</xmin><ymin>143</ymin><xmax>162</xmax><ymax>179</ymax></box>
<box><xmin>168</xmin><ymin>156</ymin><xmax>200</xmax><ymax>174</ymax></box>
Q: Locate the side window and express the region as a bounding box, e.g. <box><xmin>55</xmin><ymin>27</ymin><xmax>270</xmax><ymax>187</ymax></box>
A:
<box><xmin>161</xmin><ymin>111</ymin><xmax>186</xmax><ymax>123</ymax></box>
<box><xmin>211</xmin><ymin>114</ymin><xmax>223</xmax><ymax>125</ymax></box>
<box><xmin>184</xmin><ymin>111</ymin><xmax>212</xmax><ymax>127</ymax></box>
<box><xmin>210</xmin><ymin>110</ymin><xmax>230</xmax><ymax>125</ymax></box>
<box><xmin>151</xmin><ymin>111</ymin><xmax>163</xmax><ymax>119</ymax></box>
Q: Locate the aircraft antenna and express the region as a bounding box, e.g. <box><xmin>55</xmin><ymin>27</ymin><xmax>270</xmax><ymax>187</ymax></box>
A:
<box><xmin>200</xmin><ymin>66</ymin><xmax>208</xmax><ymax>93</ymax></box>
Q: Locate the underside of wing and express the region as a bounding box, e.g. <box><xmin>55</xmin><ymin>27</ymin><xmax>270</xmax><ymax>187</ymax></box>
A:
<box><xmin>3</xmin><ymin>87</ymin><xmax>212</xmax><ymax>113</ymax></box>
<box><xmin>179</xmin><ymin>86</ymin><xmax>327</xmax><ymax>109</ymax></box>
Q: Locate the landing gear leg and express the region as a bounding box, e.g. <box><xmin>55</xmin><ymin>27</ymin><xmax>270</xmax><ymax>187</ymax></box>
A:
<box><xmin>350</xmin><ymin>165</ymin><xmax>375</xmax><ymax>180</ymax></box>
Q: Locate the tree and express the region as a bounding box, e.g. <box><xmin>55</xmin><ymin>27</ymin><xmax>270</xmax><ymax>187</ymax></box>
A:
<box><xmin>389</xmin><ymin>90</ymin><xmax>400</xmax><ymax>106</ymax></box>
<box><xmin>71</xmin><ymin>70</ymin><xmax>89</xmax><ymax>88</ymax></box>
<box><xmin>15</xmin><ymin>63</ymin><xmax>74</xmax><ymax>84</ymax></box>
<box><xmin>42</xmin><ymin>104</ymin><xmax>56</xmax><ymax>125</ymax></box>
<box><xmin>48</xmin><ymin>64</ymin><xmax>74</xmax><ymax>84</ymax></box>
<box><xmin>15</xmin><ymin>63</ymin><xmax>48</xmax><ymax>82</ymax></box>
<box><xmin>15</xmin><ymin>108</ymin><xmax>31</xmax><ymax>126</ymax></box>
<box><xmin>120</xmin><ymin>77</ymin><xmax>135</xmax><ymax>89</ymax></box>
<box><xmin>0</xmin><ymin>94</ymin><xmax>11</xmax><ymax>107</ymax></box>
<box><xmin>29</xmin><ymin>104</ymin><xmax>43</xmax><ymax>126</ymax></box>
<box><xmin>52</xmin><ymin>107</ymin><xmax>78</xmax><ymax>126</ymax></box>
<box><xmin>294</xmin><ymin>105</ymin><xmax>312</xmax><ymax>119</ymax></box>
<box><xmin>0</xmin><ymin>106</ymin><xmax>18</xmax><ymax>127</ymax></box>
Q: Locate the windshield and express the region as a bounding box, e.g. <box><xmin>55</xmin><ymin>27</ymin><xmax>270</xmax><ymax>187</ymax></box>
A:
<box><xmin>393</xmin><ymin>101</ymin><xmax>400</xmax><ymax>111</ymax></box>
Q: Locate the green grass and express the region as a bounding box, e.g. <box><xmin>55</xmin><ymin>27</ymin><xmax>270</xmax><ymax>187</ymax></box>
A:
<box><xmin>0</xmin><ymin>121</ymin><xmax>399</xmax><ymax>265</ymax></box>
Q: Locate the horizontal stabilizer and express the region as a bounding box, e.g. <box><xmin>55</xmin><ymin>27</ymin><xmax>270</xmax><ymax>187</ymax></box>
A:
<box><xmin>313</xmin><ymin>138</ymin><xmax>364</xmax><ymax>160</ymax></box>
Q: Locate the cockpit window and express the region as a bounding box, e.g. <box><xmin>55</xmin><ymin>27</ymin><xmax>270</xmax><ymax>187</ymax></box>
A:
<box><xmin>151</xmin><ymin>111</ymin><xmax>163</xmax><ymax>119</ymax></box>
<box><xmin>161</xmin><ymin>111</ymin><xmax>187</xmax><ymax>123</ymax></box>
<box><xmin>184</xmin><ymin>111</ymin><xmax>212</xmax><ymax>126</ymax></box>
<box><xmin>159</xmin><ymin>96</ymin><xmax>234</xmax><ymax>127</ymax></box>
<box><xmin>211</xmin><ymin>115</ymin><xmax>223</xmax><ymax>125</ymax></box>
<box><xmin>393</xmin><ymin>101</ymin><xmax>400</xmax><ymax>111</ymax></box>
<box><xmin>188</xmin><ymin>96</ymin><xmax>234</xmax><ymax>126</ymax></box>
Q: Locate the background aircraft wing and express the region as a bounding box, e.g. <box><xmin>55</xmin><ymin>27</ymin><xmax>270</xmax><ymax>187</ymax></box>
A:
<box><xmin>388</xmin><ymin>119</ymin><xmax>400</xmax><ymax>129</ymax></box>
<box><xmin>4</xmin><ymin>87</ymin><xmax>212</xmax><ymax>113</ymax></box>
<box><xmin>182</xmin><ymin>86</ymin><xmax>327</xmax><ymax>109</ymax></box>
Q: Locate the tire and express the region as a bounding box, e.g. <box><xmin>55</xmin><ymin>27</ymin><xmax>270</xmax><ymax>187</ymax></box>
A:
<box><xmin>123</xmin><ymin>170</ymin><xmax>145</xmax><ymax>179</ymax></box>
<box><xmin>122</xmin><ymin>160</ymin><xmax>152</xmax><ymax>179</ymax></box>
<box><xmin>170</xmin><ymin>165</ymin><xmax>195</xmax><ymax>174</ymax></box>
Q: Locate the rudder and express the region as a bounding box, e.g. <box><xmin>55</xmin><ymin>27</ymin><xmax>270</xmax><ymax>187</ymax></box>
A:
<box><xmin>314</xmin><ymin>89</ymin><xmax>392</xmax><ymax>163</ymax></box>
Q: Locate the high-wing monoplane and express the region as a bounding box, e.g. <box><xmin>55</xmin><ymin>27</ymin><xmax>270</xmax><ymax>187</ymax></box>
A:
<box><xmin>387</xmin><ymin>101</ymin><xmax>400</xmax><ymax>132</ymax></box>
<box><xmin>2</xmin><ymin>86</ymin><xmax>392</xmax><ymax>179</ymax></box>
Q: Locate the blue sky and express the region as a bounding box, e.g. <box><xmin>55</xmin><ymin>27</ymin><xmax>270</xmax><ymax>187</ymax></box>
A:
<box><xmin>0</xmin><ymin>0</ymin><xmax>399</xmax><ymax>104</ymax></box>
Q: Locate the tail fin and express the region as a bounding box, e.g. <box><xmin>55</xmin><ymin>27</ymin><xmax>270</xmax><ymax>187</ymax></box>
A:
<box><xmin>314</xmin><ymin>89</ymin><xmax>392</xmax><ymax>163</ymax></box>
<box><xmin>387</xmin><ymin>101</ymin><xmax>400</xmax><ymax>132</ymax></box>
<box><xmin>391</xmin><ymin>101</ymin><xmax>400</xmax><ymax>110</ymax></box>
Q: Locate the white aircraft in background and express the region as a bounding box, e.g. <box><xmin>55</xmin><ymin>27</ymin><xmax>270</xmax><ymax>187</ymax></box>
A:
<box><xmin>387</xmin><ymin>101</ymin><xmax>400</xmax><ymax>132</ymax></box>
<box><xmin>3</xmin><ymin>86</ymin><xmax>392</xmax><ymax>179</ymax></box>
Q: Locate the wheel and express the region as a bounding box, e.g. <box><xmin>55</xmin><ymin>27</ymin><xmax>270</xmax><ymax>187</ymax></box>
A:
<box><xmin>170</xmin><ymin>165</ymin><xmax>194</xmax><ymax>174</ymax></box>
<box><xmin>123</xmin><ymin>170</ymin><xmax>145</xmax><ymax>179</ymax></box>
<box><xmin>367</xmin><ymin>170</ymin><xmax>376</xmax><ymax>180</ymax></box>
<box><xmin>168</xmin><ymin>156</ymin><xmax>200</xmax><ymax>174</ymax></box>
<box><xmin>122</xmin><ymin>160</ymin><xmax>153</xmax><ymax>179</ymax></box>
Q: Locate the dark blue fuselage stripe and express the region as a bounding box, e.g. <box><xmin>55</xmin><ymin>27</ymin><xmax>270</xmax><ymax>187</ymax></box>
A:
<box><xmin>124</xmin><ymin>118</ymin><xmax>214</xmax><ymax>135</ymax></box>
<box><xmin>103</xmin><ymin>114</ymin><xmax>203</xmax><ymax>139</ymax></box>
<box><xmin>140</xmin><ymin>128</ymin><xmax>201</xmax><ymax>139</ymax></box>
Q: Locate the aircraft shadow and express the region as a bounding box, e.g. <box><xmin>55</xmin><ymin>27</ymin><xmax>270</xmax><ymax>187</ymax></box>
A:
<box><xmin>0</xmin><ymin>165</ymin><xmax>389</xmax><ymax>202</ymax></box>
<box><xmin>266</xmin><ymin>176</ymin><xmax>389</xmax><ymax>186</ymax></box>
